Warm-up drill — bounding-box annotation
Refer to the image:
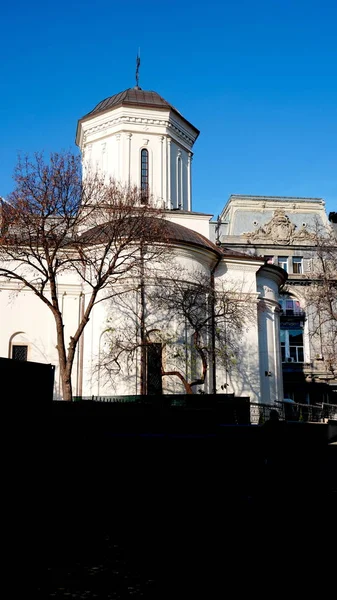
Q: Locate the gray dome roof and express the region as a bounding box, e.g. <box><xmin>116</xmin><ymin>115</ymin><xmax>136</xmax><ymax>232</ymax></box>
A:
<box><xmin>78</xmin><ymin>216</ymin><xmax>266</xmax><ymax>261</ymax></box>
<box><xmin>79</xmin><ymin>217</ymin><xmax>221</xmax><ymax>256</ymax></box>
<box><xmin>78</xmin><ymin>87</ymin><xmax>199</xmax><ymax>135</ymax></box>
<box><xmin>85</xmin><ymin>88</ymin><xmax>178</xmax><ymax>117</ymax></box>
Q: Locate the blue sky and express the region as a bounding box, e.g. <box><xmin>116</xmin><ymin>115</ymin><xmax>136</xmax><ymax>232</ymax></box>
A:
<box><xmin>0</xmin><ymin>0</ymin><xmax>336</xmax><ymax>217</ymax></box>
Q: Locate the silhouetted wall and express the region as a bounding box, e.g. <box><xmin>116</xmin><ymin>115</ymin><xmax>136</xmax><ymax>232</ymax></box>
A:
<box><xmin>0</xmin><ymin>357</ymin><xmax>54</xmax><ymax>402</ymax></box>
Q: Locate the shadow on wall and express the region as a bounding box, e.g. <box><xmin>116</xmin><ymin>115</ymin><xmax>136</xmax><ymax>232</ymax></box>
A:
<box><xmin>225</xmin><ymin>342</ymin><xmax>262</xmax><ymax>402</ymax></box>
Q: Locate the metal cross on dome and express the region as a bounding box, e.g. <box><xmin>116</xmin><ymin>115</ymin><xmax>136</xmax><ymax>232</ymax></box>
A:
<box><xmin>135</xmin><ymin>49</ymin><xmax>141</xmax><ymax>89</ymax></box>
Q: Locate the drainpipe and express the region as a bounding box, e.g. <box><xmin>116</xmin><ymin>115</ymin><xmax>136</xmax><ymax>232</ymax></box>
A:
<box><xmin>77</xmin><ymin>292</ymin><xmax>85</xmax><ymax>398</ymax></box>
<box><xmin>140</xmin><ymin>244</ymin><xmax>146</xmax><ymax>395</ymax></box>
<box><xmin>58</xmin><ymin>291</ymin><xmax>66</xmax><ymax>398</ymax></box>
<box><xmin>76</xmin><ymin>263</ymin><xmax>87</xmax><ymax>399</ymax></box>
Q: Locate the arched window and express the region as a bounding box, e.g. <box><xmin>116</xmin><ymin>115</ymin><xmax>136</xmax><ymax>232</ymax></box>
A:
<box><xmin>140</xmin><ymin>149</ymin><xmax>149</xmax><ymax>203</ymax></box>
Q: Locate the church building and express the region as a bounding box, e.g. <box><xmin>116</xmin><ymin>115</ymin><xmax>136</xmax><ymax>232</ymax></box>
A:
<box><xmin>0</xmin><ymin>86</ymin><xmax>287</xmax><ymax>402</ymax></box>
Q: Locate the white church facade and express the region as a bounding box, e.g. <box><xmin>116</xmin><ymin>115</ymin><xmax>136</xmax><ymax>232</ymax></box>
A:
<box><xmin>0</xmin><ymin>86</ymin><xmax>287</xmax><ymax>403</ymax></box>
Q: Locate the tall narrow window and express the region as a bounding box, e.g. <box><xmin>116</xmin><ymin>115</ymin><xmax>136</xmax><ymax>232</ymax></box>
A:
<box><xmin>141</xmin><ymin>149</ymin><xmax>149</xmax><ymax>203</ymax></box>
<box><xmin>147</xmin><ymin>343</ymin><xmax>162</xmax><ymax>395</ymax></box>
<box><xmin>278</xmin><ymin>256</ymin><xmax>288</xmax><ymax>272</ymax></box>
<box><xmin>292</xmin><ymin>256</ymin><xmax>303</xmax><ymax>274</ymax></box>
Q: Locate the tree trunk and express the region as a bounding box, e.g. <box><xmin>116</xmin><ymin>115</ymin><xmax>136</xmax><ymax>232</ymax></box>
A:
<box><xmin>61</xmin><ymin>377</ymin><xmax>73</xmax><ymax>402</ymax></box>
<box><xmin>54</xmin><ymin>310</ymin><xmax>73</xmax><ymax>401</ymax></box>
<box><xmin>58</xmin><ymin>356</ymin><xmax>73</xmax><ymax>401</ymax></box>
<box><xmin>161</xmin><ymin>370</ymin><xmax>193</xmax><ymax>394</ymax></box>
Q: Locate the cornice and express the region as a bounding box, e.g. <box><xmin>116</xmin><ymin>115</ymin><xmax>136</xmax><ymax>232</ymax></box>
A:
<box><xmin>221</xmin><ymin>260</ymin><xmax>262</xmax><ymax>272</ymax></box>
<box><xmin>80</xmin><ymin>113</ymin><xmax>196</xmax><ymax>150</ymax></box>
<box><xmin>220</xmin><ymin>197</ymin><xmax>327</xmax><ymax>221</ymax></box>
<box><xmin>0</xmin><ymin>280</ymin><xmax>83</xmax><ymax>295</ymax></box>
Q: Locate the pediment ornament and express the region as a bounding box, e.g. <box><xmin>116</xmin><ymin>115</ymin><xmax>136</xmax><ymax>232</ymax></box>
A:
<box><xmin>243</xmin><ymin>209</ymin><xmax>314</xmax><ymax>245</ymax></box>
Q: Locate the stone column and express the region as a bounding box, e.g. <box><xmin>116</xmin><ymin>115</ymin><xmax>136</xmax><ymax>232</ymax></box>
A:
<box><xmin>177</xmin><ymin>150</ymin><xmax>182</xmax><ymax>209</ymax></box>
<box><xmin>116</xmin><ymin>133</ymin><xmax>121</xmax><ymax>180</ymax></box>
<box><xmin>167</xmin><ymin>137</ymin><xmax>171</xmax><ymax>208</ymax></box>
<box><xmin>127</xmin><ymin>133</ymin><xmax>132</xmax><ymax>186</ymax></box>
<box><xmin>187</xmin><ymin>152</ymin><xmax>192</xmax><ymax>211</ymax></box>
<box><xmin>257</xmin><ymin>290</ymin><xmax>284</xmax><ymax>404</ymax></box>
<box><xmin>160</xmin><ymin>135</ymin><xmax>164</xmax><ymax>206</ymax></box>
<box><xmin>273</xmin><ymin>305</ymin><xmax>284</xmax><ymax>403</ymax></box>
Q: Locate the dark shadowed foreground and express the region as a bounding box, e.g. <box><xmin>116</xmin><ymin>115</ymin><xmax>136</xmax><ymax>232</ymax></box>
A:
<box><xmin>39</xmin><ymin>405</ymin><xmax>336</xmax><ymax>597</ymax></box>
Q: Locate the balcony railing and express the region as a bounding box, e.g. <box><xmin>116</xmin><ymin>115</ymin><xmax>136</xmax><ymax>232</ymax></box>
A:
<box><xmin>280</xmin><ymin>308</ymin><xmax>305</xmax><ymax>317</ymax></box>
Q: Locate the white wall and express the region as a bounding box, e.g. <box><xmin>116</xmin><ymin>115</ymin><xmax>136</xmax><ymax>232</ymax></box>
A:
<box><xmin>79</xmin><ymin>105</ymin><xmax>196</xmax><ymax>211</ymax></box>
<box><xmin>256</xmin><ymin>270</ymin><xmax>284</xmax><ymax>404</ymax></box>
<box><xmin>214</xmin><ymin>259</ymin><xmax>262</xmax><ymax>402</ymax></box>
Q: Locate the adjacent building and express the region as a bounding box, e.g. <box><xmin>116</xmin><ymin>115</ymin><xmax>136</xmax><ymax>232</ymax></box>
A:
<box><xmin>210</xmin><ymin>195</ymin><xmax>337</xmax><ymax>404</ymax></box>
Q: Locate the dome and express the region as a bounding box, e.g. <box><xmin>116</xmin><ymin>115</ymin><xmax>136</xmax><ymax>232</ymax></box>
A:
<box><xmin>79</xmin><ymin>217</ymin><xmax>221</xmax><ymax>256</ymax></box>
<box><xmin>78</xmin><ymin>87</ymin><xmax>199</xmax><ymax>135</ymax></box>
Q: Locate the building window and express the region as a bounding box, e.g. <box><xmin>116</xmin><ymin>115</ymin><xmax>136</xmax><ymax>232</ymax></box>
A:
<box><xmin>140</xmin><ymin>149</ymin><xmax>149</xmax><ymax>203</ymax></box>
<box><xmin>12</xmin><ymin>345</ymin><xmax>28</xmax><ymax>361</ymax></box>
<box><xmin>280</xmin><ymin>329</ymin><xmax>304</xmax><ymax>363</ymax></box>
<box><xmin>278</xmin><ymin>256</ymin><xmax>288</xmax><ymax>272</ymax></box>
<box><xmin>147</xmin><ymin>343</ymin><xmax>162</xmax><ymax>395</ymax></box>
<box><xmin>280</xmin><ymin>298</ymin><xmax>303</xmax><ymax>316</ymax></box>
<box><xmin>264</xmin><ymin>255</ymin><xmax>274</xmax><ymax>264</ymax></box>
<box><xmin>292</xmin><ymin>256</ymin><xmax>303</xmax><ymax>274</ymax></box>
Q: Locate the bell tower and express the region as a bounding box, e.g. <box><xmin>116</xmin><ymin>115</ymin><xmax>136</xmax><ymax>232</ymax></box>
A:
<box><xmin>76</xmin><ymin>87</ymin><xmax>199</xmax><ymax>211</ymax></box>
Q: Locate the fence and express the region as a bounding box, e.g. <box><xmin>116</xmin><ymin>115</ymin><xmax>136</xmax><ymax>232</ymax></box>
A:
<box><xmin>69</xmin><ymin>395</ymin><xmax>337</xmax><ymax>425</ymax></box>
<box><xmin>250</xmin><ymin>400</ymin><xmax>337</xmax><ymax>424</ymax></box>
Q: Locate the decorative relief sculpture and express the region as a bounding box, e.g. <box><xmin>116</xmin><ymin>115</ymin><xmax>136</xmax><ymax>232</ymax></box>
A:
<box><xmin>243</xmin><ymin>209</ymin><xmax>314</xmax><ymax>245</ymax></box>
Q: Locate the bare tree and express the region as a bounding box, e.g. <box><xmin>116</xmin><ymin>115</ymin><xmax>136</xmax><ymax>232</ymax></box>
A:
<box><xmin>0</xmin><ymin>152</ymin><xmax>168</xmax><ymax>400</ymax></box>
<box><xmin>151</xmin><ymin>269</ymin><xmax>255</xmax><ymax>394</ymax></box>
<box><xmin>100</xmin><ymin>266</ymin><xmax>255</xmax><ymax>395</ymax></box>
<box><xmin>304</xmin><ymin>219</ymin><xmax>337</xmax><ymax>376</ymax></box>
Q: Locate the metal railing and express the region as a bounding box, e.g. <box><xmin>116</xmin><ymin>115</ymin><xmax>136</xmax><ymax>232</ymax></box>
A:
<box><xmin>250</xmin><ymin>402</ymin><xmax>283</xmax><ymax>425</ymax></box>
<box><xmin>280</xmin><ymin>308</ymin><xmax>305</xmax><ymax>317</ymax></box>
<box><xmin>250</xmin><ymin>401</ymin><xmax>337</xmax><ymax>424</ymax></box>
<box><xmin>73</xmin><ymin>395</ymin><xmax>139</xmax><ymax>403</ymax></box>
<box><xmin>70</xmin><ymin>395</ymin><xmax>337</xmax><ymax>424</ymax></box>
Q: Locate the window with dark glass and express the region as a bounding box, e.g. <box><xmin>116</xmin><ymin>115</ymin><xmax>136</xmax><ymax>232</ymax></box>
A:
<box><xmin>12</xmin><ymin>345</ymin><xmax>28</xmax><ymax>361</ymax></box>
<box><xmin>280</xmin><ymin>298</ymin><xmax>302</xmax><ymax>316</ymax></box>
<box><xmin>278</xmin><ymin>256</ymin><xmax>288</xmax><ymax>272</ymax></box>
<box><xmin>141</xmin><ymin>149</ymin><xmax>149</xmax><ymax>203</ymax></box>
<box><xmin>292</xmin><ymin>256</ymin><xmax>303</xmax><ymax>274</ymax></box>
<box><xmin>147</xmin><ymin>343</ymin><xmax>162</xmax><ymax>395</ymax></box>
<box><xmin>280</xmin><ymin>329</ymin><xmax>304</xmax><ymax>363</ymax></box>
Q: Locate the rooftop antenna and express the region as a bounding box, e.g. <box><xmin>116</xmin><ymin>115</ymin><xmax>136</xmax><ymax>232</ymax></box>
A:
<box><xmin>135</xmin><ymin>48</ymin><xmax>141</xmax><ymax>89</ymax></box>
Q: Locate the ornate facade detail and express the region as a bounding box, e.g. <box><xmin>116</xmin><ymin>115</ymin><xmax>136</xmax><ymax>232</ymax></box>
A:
<box><xmin>83</xmin><ymin>116</ymin><xmax>194</xmax><ymax>147</ymax></box>
<box><xmin>243</xmin><ymin>209</ymin><xmax>315</xmax><ymax>245</ymax></box>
